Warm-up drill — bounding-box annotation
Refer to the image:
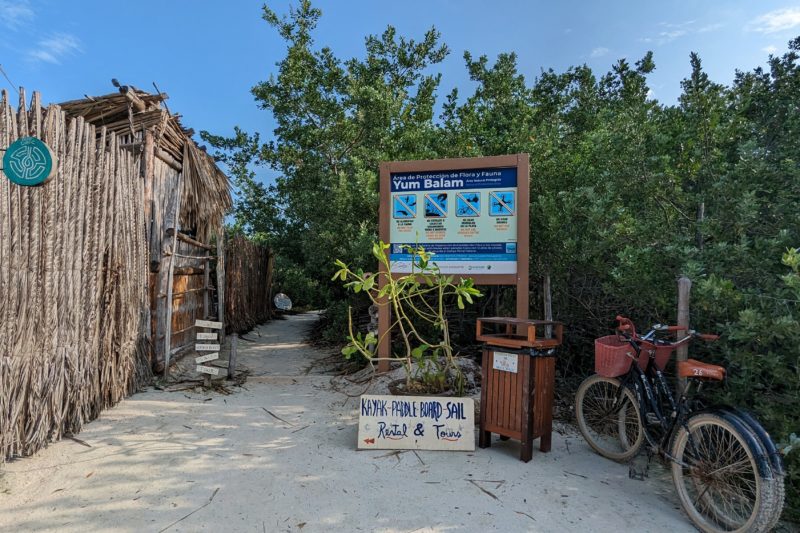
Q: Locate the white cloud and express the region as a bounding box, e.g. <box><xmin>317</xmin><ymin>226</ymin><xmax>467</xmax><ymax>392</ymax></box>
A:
<box><xmin>641</xmin><ymin>29</ymin><xmax>687</xmax><ymax>46</ymax></box>
<box><xmin>659</xmin><ymin>20</ymin><xmax>696</xmax><ymax>29</ymax></box>
<box><xmin>641</xmin><ymin>18</ymin><xmax>722</xmax><ymax>46</ymax></box>
<box><xmin>27</xmin><ymin>33</ymin><xmax>82</xmax><ymax>64</ymax></box>
<box><xmin>660</xmin><ymin>29</ymin><xmax>687</xmax><ymax>42</ymax></box>
<box><xmin>698</xmin><ymin>22</ymin><xmax>724</xmax><ymax>33</ymax></box>
<box><xmin>748</xmin><ymin>7</ymin><xmax>800</xmax><ymax>34</ymax></box>
<box><xmin>762</xmin><ymin>45</ymin><xmax>779</xmax><ymax>54</ymax></box>
<box><xmin>0</xmin><ymin>0</ymin><xmax>33</xmax><ymax>30</ymax></box>
<box><xmin>590</xmin><ymin>47</ymin><xmax>609</xmax><ymax>58</ymax></box>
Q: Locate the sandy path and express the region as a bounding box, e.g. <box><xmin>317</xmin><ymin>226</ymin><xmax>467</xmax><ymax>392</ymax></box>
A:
<box><xmin>0</xmin><ymin>313</ymin><xmax>693</xmax><ymax>532</ymax></box>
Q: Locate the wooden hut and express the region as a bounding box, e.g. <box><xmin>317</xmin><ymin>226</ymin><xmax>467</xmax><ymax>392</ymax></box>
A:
<box><xmin>59</xmin><ymin>85</ymin><xmax>232</xmax><ymax>372</ymax></box>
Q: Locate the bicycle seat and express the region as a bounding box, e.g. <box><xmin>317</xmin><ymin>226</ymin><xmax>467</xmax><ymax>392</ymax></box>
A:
<box><xmin>677</xmin><ymin>359</ymin><xmax>726</xmax><ymax>381</ymax></box>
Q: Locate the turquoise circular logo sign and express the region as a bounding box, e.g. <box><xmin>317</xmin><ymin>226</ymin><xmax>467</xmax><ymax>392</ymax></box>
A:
<box><xmin>2</xmin><ymin>137</ymin><xmax>56</xmax><ymax>186</ymax></box>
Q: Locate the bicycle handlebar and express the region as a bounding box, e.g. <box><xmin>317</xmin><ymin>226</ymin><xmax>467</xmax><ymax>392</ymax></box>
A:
<box><xmin>614</xmin><ymin>315</ymin><xmax>719</xmax><ymax>345</ymax></box>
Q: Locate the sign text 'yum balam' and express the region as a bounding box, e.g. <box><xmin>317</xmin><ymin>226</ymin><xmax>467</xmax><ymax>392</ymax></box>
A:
<box><xmin>358</xmin><ymin>394</ymin><xmax>474</xmax><ymax>451</ymax></box>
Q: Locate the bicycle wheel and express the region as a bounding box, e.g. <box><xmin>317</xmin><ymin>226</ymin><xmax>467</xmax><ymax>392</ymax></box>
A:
<box><xmin>575</xmin><ymin>374</ymin><xmax>643</xmax><ymax>462</ymax></box>
<box><xmin>716</xmin><ymin>407</ymin><xmax>786</xmax><ymax>532</ymax></box>
<box><xmin>670</xmin><ymin>412</ymin><xmax>782</xmax><ymax>532</ymax></box>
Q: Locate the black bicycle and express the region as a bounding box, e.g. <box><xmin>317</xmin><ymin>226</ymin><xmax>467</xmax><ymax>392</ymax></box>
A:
<box><xmin>575</xmin><ymin>316</ymin><xmax>785</xmax><ymax>533</ymax></box>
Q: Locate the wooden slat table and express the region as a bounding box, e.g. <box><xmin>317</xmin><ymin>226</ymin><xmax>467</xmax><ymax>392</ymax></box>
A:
<box><xmin>477</xmin><ymin>317</ymin><xmax>563</xmax><ymax>462</ymax></box>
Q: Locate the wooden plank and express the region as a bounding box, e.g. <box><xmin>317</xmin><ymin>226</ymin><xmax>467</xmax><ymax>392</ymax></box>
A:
<box><xmin>195</xmin><ymin>343</ymin><xmax>220</xmax><ymax>352</ymax></box>
<box><xmin>196</xmin><ymin>332</ymin><xmax>217</xmax><ymax>340</ymax></box>
<box><xmin>166</xmin><ymin>228</ymin><xmax>215</xmax><ymax>250</ymax></box>
<box><xmin>203</xmin><ymin>257</ymin><xmax>210</xmax><ymax>318</ymax></box>
<box><xmin>479</xmin><ymin>349</ymin><xmax>491</xmax><ymax>449</ymax></box>
<box><xmin>227</xmin><ymin>333</ymin><xmax>237</xmax><ymax>379</ymax></box>
<box><xmin>195</xmin><ymin>352</ymin><xmax>219</xmax><ymax>364</ymax></box>
<box><xmin>520</xmin><ymin>356</ymin><xmax>533</xmax><ymax>462</ymax></box>
<box><xmin>196</xmin><ymin>365</ymin><xmax>219</xmax><ymax>376</ymax></box>
<box><xmin>215</xmin><ymin>226</ymin><xmax>225</xmax><ymax>345</ymax></box>
<box><xmin>534</xmin><ymin>357</ymin><xmax>556</xmax><ymax>452</ymax></box>
<box><xmin>162</xmin><ymin>163</ymin><xmax>184</xmax><ymax>378</ymax></box>
<box><xmin>195</xmin><ymin>319</ymin><xmax>222</xmax><ymax>329</ymax></box>
<box><xmin>357</xmin><ymin>395</ymin><xmax>474</xmax><ymax>451</ymax></box>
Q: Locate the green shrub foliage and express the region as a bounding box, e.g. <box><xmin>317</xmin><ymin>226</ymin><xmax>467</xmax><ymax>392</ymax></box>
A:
<box><xmin>201</xmin><ymin>2</ymin><xmax>800</xmax><ymax>520</ymax></box>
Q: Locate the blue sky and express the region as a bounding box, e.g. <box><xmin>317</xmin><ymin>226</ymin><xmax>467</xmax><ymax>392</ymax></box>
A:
<box><xmin>1</xmin><ymin>1</ymin><xmax>799</xmax><ymax>167</ymax></box>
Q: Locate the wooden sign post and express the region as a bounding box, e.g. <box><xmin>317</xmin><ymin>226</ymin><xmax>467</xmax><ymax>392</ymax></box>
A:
<box><xmin>377</xmin><ymin>154</ymin><xmax>530</xmax><ymax>371</ymax></box>
<box><xmin>194</xmin><ymin>319</ymin><xmax>224</xmax><ymax>386</ymax></box>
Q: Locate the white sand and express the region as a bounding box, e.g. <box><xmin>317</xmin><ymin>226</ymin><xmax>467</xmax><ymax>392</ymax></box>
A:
<box><xmin>0</xmin><ymin>313</ymin><xmax>692</xmax><ymax>532</ymax></box>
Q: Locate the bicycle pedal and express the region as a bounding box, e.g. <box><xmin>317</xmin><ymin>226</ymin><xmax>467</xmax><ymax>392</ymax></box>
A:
<box><xmin>645</xmin><ymin>413</ymin><xmax>661</xmax><ymax>425</ymax></box>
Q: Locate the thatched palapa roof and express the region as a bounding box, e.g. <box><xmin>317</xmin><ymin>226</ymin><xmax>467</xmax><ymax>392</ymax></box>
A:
<box><xmin>59</xmin><ymin>86</ymin><xmax>231</xmax><ymax>239</ymax></box>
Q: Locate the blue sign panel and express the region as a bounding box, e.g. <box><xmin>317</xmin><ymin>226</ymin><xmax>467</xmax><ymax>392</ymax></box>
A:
<box><xmin>456</xmin><ymin>192</ymin><xmax>481</xmax><ymax>217</ymax></box>
<box><xmin>393</xmin><ymin>194</ymin><xmax>417</xmax><ymax>219</ymax></box>
<box><xmin>424</xmin><ymin>193</ymin><xmax>448</xmax><ymax>217</ymax></box>
<box><xmin>392</xmin><ymin>242</ymin><xmax>517</xmax><ymax>263</ymax></box>
<box><xmin>489</xmin><ymin>191</ymin><xmax>515</xmax><ymax>216</ymax></box>
<box><xmin>388</xmin><ymin>165</ymin><xmax>518</xmax><ymax>274</ymax></box>
<box><xmin>2</xmin><ymin>137</ymin><xmax>56</xmax><ymax>186</ymax></box>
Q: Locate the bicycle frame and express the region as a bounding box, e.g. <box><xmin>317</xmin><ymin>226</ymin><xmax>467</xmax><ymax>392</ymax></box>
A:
<box><xmin>615</xmin><ymin>333</ymin><xmax>692</xmax><ymax>456</ymax></box>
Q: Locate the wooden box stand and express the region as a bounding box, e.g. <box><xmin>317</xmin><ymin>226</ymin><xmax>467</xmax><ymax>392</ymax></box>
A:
<box><xmin>476</xmin><ymin>317</ymin><xmax>563</xmax><ymax>462</ymax></box>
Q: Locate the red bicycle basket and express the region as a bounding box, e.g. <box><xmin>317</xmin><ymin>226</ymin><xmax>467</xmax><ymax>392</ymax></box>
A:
<box><xmin>595</xmin><ymin>336</ymin><xmax>635</xmax><ymax>377</ymax></box>
<box><xmin>594</xmin><ymin>336</ymin><xmax>674</xmax><ymax>377</ymax></box>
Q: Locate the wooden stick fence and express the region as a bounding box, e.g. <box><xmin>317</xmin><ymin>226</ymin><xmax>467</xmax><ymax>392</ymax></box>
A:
<box><xmin>225</xmin><ymin>235</ymin><xmax>273</xmax><ymax>334</ymax></box>
<box><xmin>0</xmin><ymin>89</ymin><xmax>150</xmax><ymax>460</ymax></box>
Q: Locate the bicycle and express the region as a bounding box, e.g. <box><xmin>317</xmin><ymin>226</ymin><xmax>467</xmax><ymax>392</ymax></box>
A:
<box><xmin>575</xmin><ymin>316</ymin><xmax>785</xmax><ymax>533</ymax></box>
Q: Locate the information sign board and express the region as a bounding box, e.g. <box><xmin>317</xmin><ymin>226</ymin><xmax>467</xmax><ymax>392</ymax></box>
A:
<box><xmin>388</xmin><ymin>166</ymin><xmax>518</xmax><ymax>274</ymax></box>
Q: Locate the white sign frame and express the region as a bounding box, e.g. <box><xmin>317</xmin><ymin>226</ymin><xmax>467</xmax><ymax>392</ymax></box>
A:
<box><xmin>195</xmin><ymin>343</ymin><xmax>220</xmax><ymax>352</ymax></box>
<box><xmin>196</xmin><ymin>365</ymin><xmax>219</xmax><ymax>376</ymax></box>
<box><xmin>492</xmin><ymin>352</ymin><xmax>519</xmax><ymax>373</ymax></box>
<box><xmin>357</xmin><ymin>394</ymin><xmax>474</xmax><ymax>451</ymax></box>
<box><xmin>195</xmin><ymin>320</ymin><xmax>223</xmax><ymax>329</ymax></box>
<box><xmin>195</xmin><ymin>352</ymin><xmax>219</xmax><ymax>364</ymax></box>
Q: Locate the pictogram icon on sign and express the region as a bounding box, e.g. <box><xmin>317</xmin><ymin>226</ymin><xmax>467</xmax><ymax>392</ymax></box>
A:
<box><xmin>393</xmin><ymin>194</ymin><xmax>417</xmax><ymax>219</ymax></box>
<box><xmin>456</xmin><ymin>192</ymin><xmax>481</xmax><ymax>217</ymax></box>
<box><xmin>424</xmin><ymin>193</ymin><xmax>448</xmax><ymax>217</ymax></box>
<box><xmin>489</xmin><ymin>191</ymin><xmax>515</xmax><ymax>216</ymax></box>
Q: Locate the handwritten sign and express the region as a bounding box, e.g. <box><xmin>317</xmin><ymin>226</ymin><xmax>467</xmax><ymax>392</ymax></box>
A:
<box><xmin>195</xmin><ymin>319</ymin><xmax>223</xmax><ymax>329</ymax></box>
<box><xmin>357</xmin><ymin>394</ymin><xmax>474</xmax><ymax>451</ymax></box>
<box><xmin>195</xmin><ymin>352</ymin><xmax>219</xmax><ymax>364</ymax></box>
<box><xmin>492</xmin><ymin>352</ymin><xmax>519</xmax><ymax>373</ymax></box>
<box><xmin>195</xmin><ymin>343</ymin><xmax>220</xmax><ymax>352</ymax></box>
<box><xmin>196</xmin><ymin>365</ymin><xmax>219</xmax><ymax>376</ymax></box>
<box><xmin>197</xmin><ymin>332</ymin><xmax>217</xmax><ymax>340</ymax></box>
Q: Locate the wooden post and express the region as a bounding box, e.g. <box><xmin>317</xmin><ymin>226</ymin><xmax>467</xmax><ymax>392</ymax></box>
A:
<box><xmin>516</xmin><ymin>154</ymin><xmax>530</xmax><ymax>329</ymax></box>
<box><xmin>677</xmin><ymin>276</ymin><xmax>692</xmax><ymax>395</ymax></box>
<box><xmin>203</xmin><ymin>257</ymin><xmax>210</xmax><ymax>319</ymax></box>
<box><xmin>162</xmin><ymin>170</ymin><xmax>184</xmax><ymax>380</ymax></box>
<box><xmin>227</xmin><ymin>333</ymin><xmax>237</xmax><ymax>379</ymax></box>
<box><xmin>216</xmin><ymin>226</ymin><xmax>226</xmax><ymax>345</ymax></box>
<box><xmin>543</xmin><ymin>272</ymin><xmax>552</xmax><ymax>338</ymax></box>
